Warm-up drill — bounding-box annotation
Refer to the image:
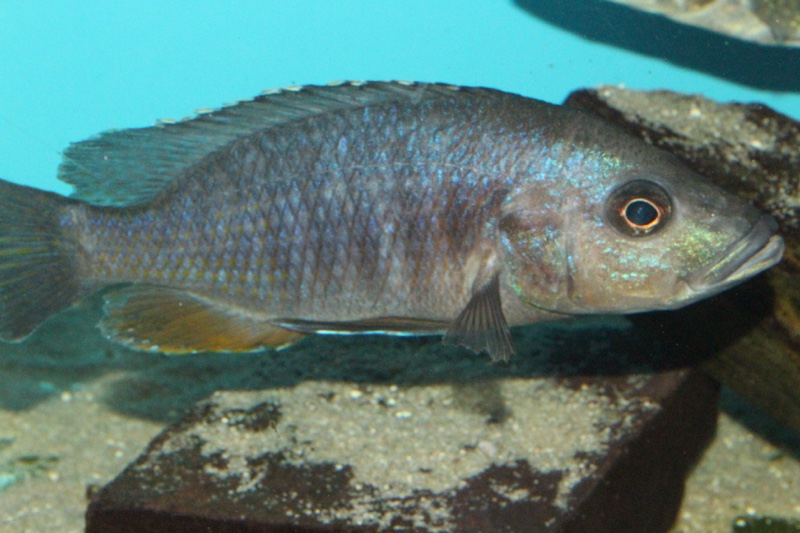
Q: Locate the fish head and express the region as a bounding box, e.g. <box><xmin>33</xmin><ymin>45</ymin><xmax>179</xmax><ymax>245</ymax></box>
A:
<box><xmin>499</xmin><ymin>149</ymin><xmax>784</xmax><ymax>315</ymax></box>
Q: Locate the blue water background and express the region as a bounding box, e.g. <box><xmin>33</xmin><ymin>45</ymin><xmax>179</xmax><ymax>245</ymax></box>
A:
<box><xmin>1</xmin><ymin>1</ymin><xmax>799</xmax><ymax>195</ymax></box>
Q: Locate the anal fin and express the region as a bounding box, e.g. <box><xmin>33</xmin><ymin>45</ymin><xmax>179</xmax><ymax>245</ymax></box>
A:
<box><xmin>443</xmin><ymin>274</ymin><xmax>515</xmax><ymax>362</ymax></box>
<box><xmin>101</xmin><ymin>286</ymin><xmax>305</xmax><ymax>354</ymax></box>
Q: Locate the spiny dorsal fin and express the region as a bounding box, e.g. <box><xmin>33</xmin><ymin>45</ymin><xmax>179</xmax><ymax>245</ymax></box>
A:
<box><xmin>59</xmin><ymin>81</ymin><xmax>490</xmax><ymax>206</ymax></box>
<box><xmin>100</xmin><ymin>285</ymin><xmax>305</xmax><ymax>354</ymax></box>
<box><xmin>443</xmin><ymin>274</ymin><xmax>515</xmax><ymax>362</ymax></box>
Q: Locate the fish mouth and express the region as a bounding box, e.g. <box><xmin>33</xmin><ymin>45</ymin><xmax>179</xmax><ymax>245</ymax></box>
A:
<box><xmin>687</xmin><ymin>214</ymin><xmax>784</xmax><ymax>292</ymax></box>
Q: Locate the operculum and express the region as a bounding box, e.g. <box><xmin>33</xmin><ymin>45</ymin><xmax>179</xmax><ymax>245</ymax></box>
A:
<box><xmin>498</xmin><ymin>207</ymin><xmax>569</xmax><ymax>311</ymax></box>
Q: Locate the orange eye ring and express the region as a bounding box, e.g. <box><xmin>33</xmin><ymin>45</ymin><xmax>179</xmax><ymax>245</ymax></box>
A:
<box><xmin>620</xmin><ymin>198</ymin><xmax>663</xmax><ymax>231</ymax></box>
<box><xmin>607</xmin><ymin>180</ymin><xmax>672</xmax><ymax>237</ymax></box>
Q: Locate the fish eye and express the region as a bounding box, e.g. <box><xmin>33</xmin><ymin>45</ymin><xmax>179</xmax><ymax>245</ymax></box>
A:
<box><xmin>607</xmin><ymin>180</ymin><xmax>672</xmax><ymax>237</ymax></box>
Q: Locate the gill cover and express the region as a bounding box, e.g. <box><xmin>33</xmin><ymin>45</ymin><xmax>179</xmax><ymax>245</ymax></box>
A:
<box><xmin>498</xmin><ymin>188</ymin><xmax>571</xmax><ymax>312</ymax></box>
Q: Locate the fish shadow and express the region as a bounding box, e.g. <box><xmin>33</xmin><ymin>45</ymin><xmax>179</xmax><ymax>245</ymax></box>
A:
<box><xmin>513</xmin><ymin>0</ymin><xmax>800</xmax><ymax>92</ymax></box>
<box><xmin>0</xmin><ymin>313</ymin><xmax>659</xmax><ymax>422</ymax></box>
<box><xmin>0</xmin><ymin>278</ymin><xmax>766</xmax><ymax>418</ymax></box>
<box><xmin>2</xmin><ymin>276</ymin><xmax>797</xmax><ymax>459</ymax></box>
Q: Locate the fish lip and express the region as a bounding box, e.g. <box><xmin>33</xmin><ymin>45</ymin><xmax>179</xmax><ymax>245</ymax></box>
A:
<box><xmin>686</xmin><ymin>214</ymin><xmax>784</xmax><ymax>291</ymax></box>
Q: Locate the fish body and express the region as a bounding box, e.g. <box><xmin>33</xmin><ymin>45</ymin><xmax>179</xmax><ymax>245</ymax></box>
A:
<box><xmin>0</xmin><ymin>82</ymin><xmax>784</xmax><ymax>360</ymax></box>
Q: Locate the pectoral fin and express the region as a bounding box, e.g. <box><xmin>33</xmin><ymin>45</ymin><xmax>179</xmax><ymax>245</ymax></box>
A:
<box><xmin>100</xmin><ymin>286</ymin><xmax>305</xmax><ymax>354</ymax></box>
<box><xmin>443</xmin><ymin>274</ymin><xmax>515</xmax><ymax>362</ymax></box>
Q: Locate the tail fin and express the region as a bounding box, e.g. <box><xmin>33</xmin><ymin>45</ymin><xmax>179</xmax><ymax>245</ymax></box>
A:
<box><xmin>0</xmin><ymin>179</ymin><xmax>87</xmax><ymax>341</ymax></box>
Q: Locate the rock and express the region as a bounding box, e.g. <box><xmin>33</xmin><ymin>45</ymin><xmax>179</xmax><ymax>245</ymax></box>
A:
<box><xmin>565</xmin><ymin>85</ymin><xmax>800</xmax><ymax>435</ymax></box>
<box><xmin>604</xmin><ymin>0</ymin><xmax>800</xmax><ymax>46</ymax></box>
<box><xmin>86</xmin><ymin>365</ymin><xmax>717</xmax><ymax>533</ymax></box>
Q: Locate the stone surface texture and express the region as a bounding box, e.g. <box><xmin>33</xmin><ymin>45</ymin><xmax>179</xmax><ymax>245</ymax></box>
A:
<box><xmin>86</xmin><ymin>366</ymin><xmax>717</xmax><ymax>532</ymax></box>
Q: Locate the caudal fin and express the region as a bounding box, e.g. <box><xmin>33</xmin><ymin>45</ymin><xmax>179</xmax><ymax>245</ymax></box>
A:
<box><xmin>0</xmin><ymin>179</ymin><xmax>86</xmax><ymax>341</ymax></box>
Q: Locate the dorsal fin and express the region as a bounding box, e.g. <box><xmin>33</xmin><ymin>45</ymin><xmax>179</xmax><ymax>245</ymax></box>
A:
<box><xmin>58</xmin><ymin>81</ymin><xmax>483</xmax><ymax>206</ymax></box>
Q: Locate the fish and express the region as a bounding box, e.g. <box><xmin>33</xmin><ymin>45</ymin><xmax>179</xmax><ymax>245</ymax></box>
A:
<box><xmin>0</xmin><ymin>81</ymin><xmax>784</xmax><ymax>362</ymax></box>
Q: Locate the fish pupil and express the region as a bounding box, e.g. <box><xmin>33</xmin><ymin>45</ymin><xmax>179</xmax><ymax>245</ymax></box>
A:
<box><xmin>625</xmin><ymin>199</ymin><xmax>658</xmax><ymax>227</ymax></box>
<box><xmin>606</xmin><ymin>179</ymin><xmax>671</xmax><ymax>237</ymax></box>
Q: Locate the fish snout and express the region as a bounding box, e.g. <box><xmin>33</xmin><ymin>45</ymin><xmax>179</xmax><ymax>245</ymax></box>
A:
<box><xmin>686</xmin><ymin>214</ymin><xmax>784</xmax><ymax>291</ymax></box>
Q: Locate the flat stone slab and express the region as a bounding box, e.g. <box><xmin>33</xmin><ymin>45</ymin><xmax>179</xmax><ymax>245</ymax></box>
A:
<box><xmin>86</xmin><ymin>358</ymin><xmax>717</xmax><ymax>532</ymax></box>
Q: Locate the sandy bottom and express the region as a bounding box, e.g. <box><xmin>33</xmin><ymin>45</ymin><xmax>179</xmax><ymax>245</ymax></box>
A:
<box><xmin>673</xmin><ymin>389</ymin><xmax>800</xmax><ymax>532</ymax></box>
<box><xmin>0</xmin><ymin>306</ymin><xmax>797</xmax><ymax>532</ymax></box>
<box><xmin>0</xmin><ymin>374</ymin><xmax>161</xmax><ymax>532</ymax></box>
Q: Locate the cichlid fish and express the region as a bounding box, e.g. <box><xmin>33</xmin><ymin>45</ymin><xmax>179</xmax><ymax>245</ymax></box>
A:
<box><xmin>0</xmin><ymin>81</ymin><xmax>784</xmax><ymax>361</ymax></box>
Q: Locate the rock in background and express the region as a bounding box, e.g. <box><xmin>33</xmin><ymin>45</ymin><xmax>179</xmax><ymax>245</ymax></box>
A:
<box><xmin>604</xmin><ymin>0</ymin><xmax>800</xmax><ymax>46</ymax></box>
